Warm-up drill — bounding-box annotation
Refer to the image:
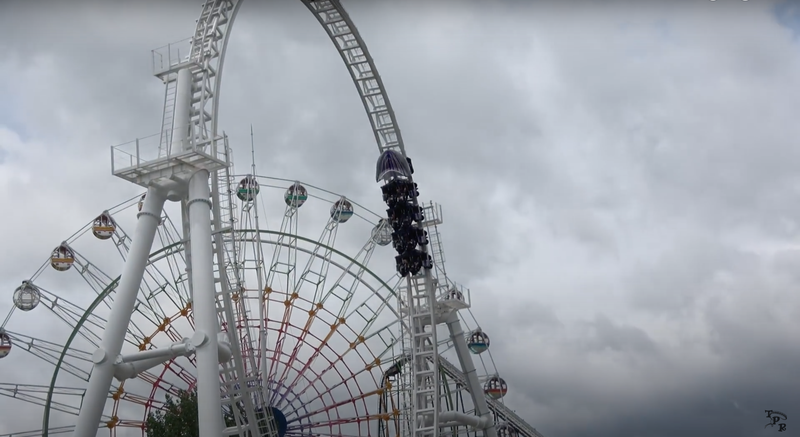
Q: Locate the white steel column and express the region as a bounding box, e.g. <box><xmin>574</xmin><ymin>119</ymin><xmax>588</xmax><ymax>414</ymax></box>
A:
<box><xmin>445</xmin><ymin>311</ymin><xmax>497</xmax><ymax>437</ymax></box>
<box><xmin>73</xmin><ymin>187</ymin><xmax>166</xmax><ymax>437</ymax></box>
<box><xmin>187</xmin><ymin>169</ymin><xmax>224</xmax><ymax>437</ymax></box>
<box><xmin>172</xmin><ymin>67</ymin><xmax>193</xmax><ymax>154</ymax></box>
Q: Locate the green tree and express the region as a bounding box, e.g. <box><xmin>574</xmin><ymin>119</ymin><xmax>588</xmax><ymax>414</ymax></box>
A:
<box><xmin>145</xmin><ymin>389</ymin><xmax>235</xmax><ymax>437</ymax></box>
<box><xmin>145</xmin><ymin>389</ymin><xmax>283</xmax><ymax>437</ymax></box>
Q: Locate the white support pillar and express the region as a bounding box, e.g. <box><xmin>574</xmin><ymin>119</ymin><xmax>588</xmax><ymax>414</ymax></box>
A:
<box><xmin>187</xmin><ymin>169</ymin><xmax>224</xmax><ymax>437</ymax></box>
<box><xmin>171</xmin><ymin>67</ymin><xmax>193</xmax><ymax>154</ymax></box>
<box><xmin>445</xmin><ymin>311</ymin><xmax>497</xmax><ymax>437</ymax></box>
<box><xmin>439</xmin><ymin>411</ymin><xmax>492</xmax><ymax>430</ymax></box>
<box><xmin>73</xmin><ymin>187</ymin><xmax>166</xmax><ymax>437</ymax></box>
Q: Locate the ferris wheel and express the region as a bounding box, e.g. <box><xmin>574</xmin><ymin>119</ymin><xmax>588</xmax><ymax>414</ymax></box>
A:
<box><xmin>0</xmin><ymin>1</ymin><xmax>544</xmax><ymax>437</ymax></box>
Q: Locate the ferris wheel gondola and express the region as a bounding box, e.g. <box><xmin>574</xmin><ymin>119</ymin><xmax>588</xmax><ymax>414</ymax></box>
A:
<box><xmin>12</xmin><ymin>281</ymin><xmax>41</xmax><ymax>312</ymax></box>
<box><xmin>236</xmin><ymin>175</ymin><xmax>259</xmax><ymax>202</ymax></box>
<box><xmin>330</xmin><ymin>197</ymin><xmax>354</xmax><ymax>223</ymax></box>
<box><xmin>468</xmin><ymin>329</ymin><xmax>491</xmax><ymax>355</ymax></box>
<box><xmin>284</xmin><ymin>182</ymin><xmax>308</xmax><ymax>208</ymax></box>
<box><xmin>92</xmin><ymin>211</ymin><xmax>117</xmax><ymax>240</ymax></box>
<box><xmin>0</xmin><ymin>330</ymin><xmax>11</xmax><ymax>359</ymax></box>
<box><xmin>484</xmin><ymin>376</ymin><xmax>509</xmax><ymax>400</ymax></box>
<box><xmin>50</xmin><ymin>242</ymin><xmax>75</xmax><ymax>272</ymax></box>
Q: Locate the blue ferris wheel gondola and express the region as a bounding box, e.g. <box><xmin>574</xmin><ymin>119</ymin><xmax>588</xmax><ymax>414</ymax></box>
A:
<box><xmin>467</xmin><ymin>329</ymin><xmax>490</xmax><ymax>354</ymax></box>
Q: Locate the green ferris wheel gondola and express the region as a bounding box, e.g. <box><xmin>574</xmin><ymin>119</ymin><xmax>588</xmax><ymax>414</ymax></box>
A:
<box><xmin>284</xmin><ymin>182</ymin><xmax>308</xmax><ymax>208</ymax></box>
<box><xmin>237</xmin><ymin>175</ymin><xmax>260</xmax><ymax>202</ymax></box>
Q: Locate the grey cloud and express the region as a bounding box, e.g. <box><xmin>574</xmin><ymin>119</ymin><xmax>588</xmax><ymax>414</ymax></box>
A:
<box><xmin>3</xmin><ymin>1</ymin><xmax>800</xmax><ymax>437</ymax></box>
<box><xmin>579</xmin><ymin>314</ymin><xmax>658</xmax><ymax>355</ymax></box>
<box><xmin>623</xmin><ymin>230</ymin><xmax>751</xmax><ymax>315</ymax></box>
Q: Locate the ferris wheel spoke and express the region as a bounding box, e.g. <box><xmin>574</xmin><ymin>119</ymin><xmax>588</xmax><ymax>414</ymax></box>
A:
<box><xmin>70</xmin><ymin>252</ymin><xmax>116</xmax><ymax>303</ymax></box>
<box><xmin>0</xmin><ymin>383</ymin><xmax>87</xmax><ymax>417</ymax></box>
<box><xmin>277</xmin><ymin>297</ymin><xmax>401</xmax><ymax>408</ymax></box>
<box><xmin>264</xmin><ymin>313</ymin><xmax>335</xmax><ymax>406</ymax></box>
<box><xmin>275</xmin><ymin>333</ymin><xmax>384</xmax><ymax>415</ymax></box>
<box><xmin>69</xmin><ymin>255</ymin><xmax>156</xmax><ymax>348</ymax></box>
<box><xmin>279</xmin><ymin>356</ymin><xmax>375</xmax><ymax>417</ymax></box>
<box><xmin>115</xmin><ymin>388</ymin><xmax>159</xmax><ymax>409</ymax></box>
<box><xmin>132</xmin><ymin>305</ymin><xmax>195</xmax><ymax>354</ymax></box>
<box><xmin>276</xmin><ymin>249</ymin><xmax>389</xmax><ymax>402</ymax></box>
<box><xmin>140</xmin><ymin>264</ymin><xmax>188</xmax><ymax>315</ymax></box>
<box><xmin>32</xmin><ymin>287</ymin><xmax>104</xmax><ymax>348</ymax></box>
<box><xmin>248</xmin><ymin>309</ymin><xmax>373</xmax><ymax>410</ymax></box>
<box><xmin>268</xmin><ymin>314</ymin><xmax>348</xmax><ymax>407</ymax></box>
<box><xmin>132</xmin><ymin>253</ymin><xmax>196</xmax><ymax>341</ymax></box>
<box><xmin>136</xmin><ymin>359</ymin><xmax>197</xmax><ymax>402</ymax></box>
<box><xmin>286</xmin><ymin>385</ymin><xmax>383</xmax><ymax>423</ymax></box>
<box><xmin>265</xmin><ymin>354</ymin><xmax>340</xmax><ymax>418</ymax></box>
<box><xmin>59</xmin><ymin>246</ymin><xmax>167</xmax><ymax>349</ymax></box>
<box><xmin>137</xmin><ymin>370</ymin><xmax>183</xmax><ymax>399</ymax></box>
<box><xmin>264</xmin><ymin>188</ymin><xmax>302</xmax><ymax>290</ymax></box>
<box><xmin>295</xmin><ymin>215</ymin><xmax>346</xmax><ymax>305</ymax></box>
<box><xmin>280</xmin><ymin>315</ymin><xmax>397</xmax><ymax>407</ymax></box>
<box><xmin>3</xmin><ymin>331</ymin><xmax>92</xmax><ymax>381</ymax></box>
<box><xmin>265</xmin><ymin>219</ymin><xmax>342</xmax><ymax>392</ymax></box>
<box><xmin>153</xmin><ymin>215</ymin><xmax>190</xmax><ymax>298</ymax></box>
<box><xmin>135</xmin><ymin>276</ymin><xmax>184</xmax><ymax>325</ymax></box>
<box><xmin>358</xmin><ymin>317</ymin><xmax>404</xmax><ymax>366</ymax></box>
<box><xmin>156</xmin><ymin>213</ymin><xmax>186</xmax><ymax>252</ymax></box>
<box><xmin>0</xmin><ymin>425</ymin><xmax>89</xmax><ymax>437</ymax></box>
<box><xmin>271</xmin><ymin>232</ymin><xmax>369</xmax><ymax>399</ymax></box>
<box><xmin>110</xmin><ymin>226</ymin><xmax>132</xmax><ymax>260</ymax></box>
<box><xmin>287</xmin><ymin>412</ymin><xmax>384</xmax><ymax>429</ymax></box>
<box><xmin>261</xmin><ymin>203</ymin><xmax>302</xmax><ymax>386</ymax></box>
<box><xmin>318</xmin><ymin>239</ymin><xmax>378</xmax><ymax>319</ymax></box>
<box><xmin>343</xmin><ymin>287</ymin><xmax>397</xmax><ymax>342</ymax></box>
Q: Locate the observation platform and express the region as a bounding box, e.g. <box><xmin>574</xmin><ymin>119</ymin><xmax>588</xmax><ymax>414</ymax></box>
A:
<box><xmin>151</xmin><ymin>37</ymin><xmax>202</xmax><ymax>80</ymax></box>
<box><xmin>111</xmin><ymin>132</ymin><xmax>226</xmax><ymax>189</ymax></box>
<box><xmin>398</xmin><ymin>277</ymin><xmax>472</xmax><ymax>325</ymax></box>
<box><xmin>419</xmin><ymin>201</ymin><xmax>443</xmax><ymax>228</ymax></box>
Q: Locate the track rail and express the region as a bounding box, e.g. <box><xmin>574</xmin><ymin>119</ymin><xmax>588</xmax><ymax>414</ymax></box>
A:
<box><xmin>439</xmin><ymin>357</ymin><xmax>545</xmax><ymax>437</ymax></box>
<box><xmin>301</xmin><ymin>0</ymin><xmax>408</xmax><ymax>156</ymax></box>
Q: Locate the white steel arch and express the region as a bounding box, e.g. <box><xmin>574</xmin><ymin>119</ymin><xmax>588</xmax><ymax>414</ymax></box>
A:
<box><xmin>301</xmin><ymin>0</ymin><xmax>407</xmax><ymax>156</ymax></box>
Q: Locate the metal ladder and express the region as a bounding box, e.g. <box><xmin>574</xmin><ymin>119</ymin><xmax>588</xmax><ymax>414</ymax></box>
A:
<box><xmin>158</xmin><ymin>79</ymin><xmax>177</xmax><ymax>157</ymax></box>
<box><xmin>216</xmin><ymin>136</ymin><xmax>238</xmax><ymax>273</ymax></box>
<box><xmin>211</xmin><ymin>137</ymin><xmax>278</xmax><ymax>437</ymax></box>
<box><xmin>406</xmin><ymin>272</ymin><xmax>439</xmax><ymax>437</ymax></box>
<box><xmin>419</xmin><ymin>202</ymin><xmax>446</xmax><ymax>276</ymax></box>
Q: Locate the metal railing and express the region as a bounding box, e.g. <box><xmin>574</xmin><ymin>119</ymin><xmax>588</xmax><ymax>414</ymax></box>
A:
<box><xmin>151</xmin><ymin>37</ymin><xmax>194</xmax><ymax>76</ymax></box>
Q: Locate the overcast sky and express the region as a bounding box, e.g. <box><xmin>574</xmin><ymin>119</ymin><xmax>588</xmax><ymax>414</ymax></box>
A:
<box><xmin>2</xmin><ymin>0</ymin><xmax>800</xmax><ymax>436</ymax></box>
